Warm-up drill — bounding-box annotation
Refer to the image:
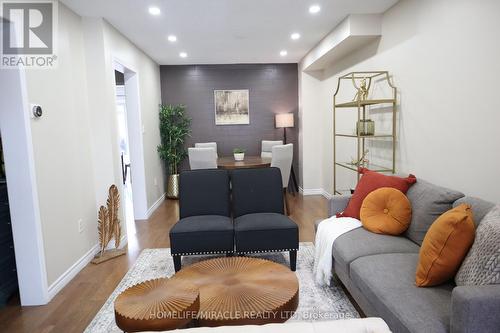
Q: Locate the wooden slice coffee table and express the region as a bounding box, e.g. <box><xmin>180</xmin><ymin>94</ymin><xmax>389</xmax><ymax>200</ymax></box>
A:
<box><xmin>172</xmin><ymin>257</ymin><xmax>299</xmax><ymax>327</ymax></box>
<box><xmin>114</xmin><ymin>278</ymin><xmax>199</xmax><ymax>332</ymax></box>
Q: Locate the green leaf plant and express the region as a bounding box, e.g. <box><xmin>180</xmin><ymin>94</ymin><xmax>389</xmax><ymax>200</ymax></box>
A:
<box><xmin>157</xmin><ymin>104</ymin><xmax>191</xmax><ymax>175</ymax></box>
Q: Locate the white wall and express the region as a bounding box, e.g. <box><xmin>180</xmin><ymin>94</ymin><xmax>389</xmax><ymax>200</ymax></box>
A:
<box><xmin>17</xmin><ymin>3</ymin><xmax>164</xmax><ymax>296</ymax></box>
<box><xmin>299</xmin><ymin>0</ymin><xmax>500</xmax><ymax>203</ymax></box>
<box><xmin>298</xmin><ymin>69</ymin><xmax>326</xmax><ymax>192</ymax></box>
<box><xmin>25</xmin><ymin>3</ymin><xmax>98</xmax><ymax>287</ymax></box>
<box><xmin>82</xmin><ymin>17</ymin><xmax>165</xmax><ymax>218</ymax></box>
<box><xmin>102</xmin><ymin>22</ymin><xmax>165</xmax><ymax>213</ymax></box>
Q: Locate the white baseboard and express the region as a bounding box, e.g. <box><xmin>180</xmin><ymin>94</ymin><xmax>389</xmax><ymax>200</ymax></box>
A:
<box><xmin>146</xmin><ymin>192</ymin><xmax>166</xmax><ymax>219</ymax></box>
<box><xmin>47</xmin><ymin>234</ymin><xmax>128</xmax><ymax>301</ymax></box>
<box><xmin>299</xmin><ymin>187</ymin><xmax>333</xmax><ymax>199</ymax></box>
<box><xmin>47</xmin><ymin>243</ymin><xmax>99</xmax><ymax>300</ymax></box>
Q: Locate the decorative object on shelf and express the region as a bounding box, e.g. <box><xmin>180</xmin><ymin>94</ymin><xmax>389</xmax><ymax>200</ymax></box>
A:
<box><xmin>214</xmin><ymin>90</ymin><xmax>249</xmax><ymax>125</ymax></box>
<box><xmin>352</xmin><ymin>76</ymin><xmax>369</xmax><ymax>102</ymax></box>
<box><xmin>333</xmin><ymin>71</ymin><xmax>397</xmax><ymax>195</ymax></box>
<box><xmin>275</xmin><ymin>113</ymin><xmax>299</xmax><ymax>193</ymax></box>
<box><xmin>350</xmin><ymin>149</ymin><xmax>370</xmax><ymax>167</ymax></box>
<box><xmin>357</xmin><ymin>119</ymin><xmax>375</xmax><ymax>136</ymax></box>
<box><xmin>233</xmin><ymin>148</ymin><xmax>245</xmax><ymax>161</ymax></box>
<box><xmin>158</xmin><ymin>104</ymin><xmax>191</xmax><ymax>199</ymax></box>
<box><xmin>92</xmin><ymin>185</ymin><xmax>126</xmax><ymax>264</ymax></box>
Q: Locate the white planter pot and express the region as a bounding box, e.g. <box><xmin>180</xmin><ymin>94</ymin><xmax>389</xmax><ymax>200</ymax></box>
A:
<box><xmin>234</xmin><ymin>153</ymin><xmax>245</xmax><ymax>161</ymax></box>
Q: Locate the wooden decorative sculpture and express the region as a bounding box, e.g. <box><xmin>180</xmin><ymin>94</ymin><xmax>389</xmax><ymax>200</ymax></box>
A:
<box><xmin>92</xmin><ymin>185</ymin><xmax>126</xmax><ymax>264</ymax></box>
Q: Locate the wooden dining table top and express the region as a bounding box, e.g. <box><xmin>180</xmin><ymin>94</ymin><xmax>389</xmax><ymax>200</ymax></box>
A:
<box><xmin>217</xmin><ymin>155</ymin><xmax>271</xmax><ymax>169</ymax></box>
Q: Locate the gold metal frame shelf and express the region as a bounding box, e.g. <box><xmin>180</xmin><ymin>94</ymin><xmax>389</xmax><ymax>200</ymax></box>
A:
<box><xmin>335</xmin><ymin>99</ymin><xmax>396</xmax><ymax>108</ymax></box>
<box><xmin>335</xmin><ymin>133</ymin><xmax>393</xmax><ymax>138</ymax></box>
<box><xmin>335</xmin><ymin>162</ymin><xmax>393</xmax><ymax>173</ymax></box>
<box><xmin>333</xmin><ymin>71</ymin><xmax>397</xmax><ymax>195</ymax></box>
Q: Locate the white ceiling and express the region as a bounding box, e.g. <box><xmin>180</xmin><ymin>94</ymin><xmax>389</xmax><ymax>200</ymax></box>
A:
<box><xmin>60</xmin><ymin>0</ymin><xmax>398</xmax><ymax>65</ymax></box>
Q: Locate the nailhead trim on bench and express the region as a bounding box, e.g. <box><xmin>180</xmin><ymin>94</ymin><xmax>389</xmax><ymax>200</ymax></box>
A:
<box><xmin>172</xmin><ymin>248</ymin><xmax>299</xmax><ymax>256</ymax></box>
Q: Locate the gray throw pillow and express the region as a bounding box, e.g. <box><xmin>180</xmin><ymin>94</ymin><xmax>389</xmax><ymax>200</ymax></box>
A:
<box><xmin>405</xmin><ymin>179</ymin><xmax>464</xmax><ymax>245</ymax></box>
<box><xmin>455</xmin><ymin>204</ymin><xmax>500</xmax><ymax>285</ymax></box>
<box><xmin>453</xmin><ymin>196</ymin><xmax>495</xmax><ymax>227</ymax></box>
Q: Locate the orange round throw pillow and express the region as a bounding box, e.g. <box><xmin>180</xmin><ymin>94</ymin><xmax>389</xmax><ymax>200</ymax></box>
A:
<box><xmin>360</xmin><ymin>187</ymin><xmax>412</xmax><ymax>235</ymax></box>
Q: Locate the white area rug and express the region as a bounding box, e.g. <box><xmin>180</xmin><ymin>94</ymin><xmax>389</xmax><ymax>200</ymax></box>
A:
<box><xmin>84</xmin><ymin>243</ymin><xmax>359</xmax><ymax>332</ymax></box>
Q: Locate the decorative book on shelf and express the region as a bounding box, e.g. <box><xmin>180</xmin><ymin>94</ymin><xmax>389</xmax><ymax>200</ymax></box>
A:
<box><xmin>333</xmin><ymin>71</ymin><xmax>397</xmax><ymax>195</ymax></box>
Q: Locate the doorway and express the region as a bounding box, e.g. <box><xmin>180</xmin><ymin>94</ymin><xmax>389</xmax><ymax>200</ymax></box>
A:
<box><xmin>114</xmin><ymin>70</ymin><xmax>135</xmax><ymax>236</ymax></box>
<box><xmin>112</xmin><ymin>60</ymin><xmax>149</xmax><ymax>253</ymax></box>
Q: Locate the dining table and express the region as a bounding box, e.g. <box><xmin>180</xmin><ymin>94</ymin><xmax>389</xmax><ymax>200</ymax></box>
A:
<box><xmin>217</xmin><ymin>156</ymin><xmax>271</xmax><ymax>170</ymax></box>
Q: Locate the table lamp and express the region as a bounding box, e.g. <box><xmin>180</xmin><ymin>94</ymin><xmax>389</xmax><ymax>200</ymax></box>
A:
<box><xmin>275</xmin><ymin>113</ymin><xmax>294</xmax><ymax>143</ymax></box>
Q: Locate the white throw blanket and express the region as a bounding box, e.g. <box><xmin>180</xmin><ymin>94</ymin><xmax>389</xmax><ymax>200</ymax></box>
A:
<box><xmin>314</xmin><ymin>216</ymin><xmax>362</xmax><ymax>286</ymax></box>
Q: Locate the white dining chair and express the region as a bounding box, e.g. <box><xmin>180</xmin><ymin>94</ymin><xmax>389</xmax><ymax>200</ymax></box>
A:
<box><xmin>195</xmin><ymin>142</ymin><xmax>218</xmax><ymax>158</ymax></box>
<box><xmin>271</xmin><ymin>143</ymin><xmax>293</xmax><ymax>215</ymax></box>
<box><xmin>188</xmin><ymin>147</ymin><xmax>217</xmax><ymax>170</ymax></box>
<box><xmin>261</xmin><ymin>140</ymin><xmax>283</xmax><ymax>158</ymax></box>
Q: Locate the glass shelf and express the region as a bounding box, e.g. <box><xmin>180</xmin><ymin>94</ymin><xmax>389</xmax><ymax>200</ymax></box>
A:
<box><xmin>335</xmin><ymin>133</ymin><xmax>393</xmax><ymax>139</ymax></box>
<box><xmin>335</xmin><ymin>162</ymin><xmax>394</xmax><ymax>173</ymax></box>
<box><xmin>334</xmin><ymin>99</ymin><xmax>396</xmax><ymax>108</ymax></box>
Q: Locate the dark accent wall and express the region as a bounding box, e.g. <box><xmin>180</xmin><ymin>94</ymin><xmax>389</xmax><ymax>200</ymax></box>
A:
<box><xmin>160</xmin><ymin>64</ymin><xmax>299</xmax><ymax>179</ymax></box>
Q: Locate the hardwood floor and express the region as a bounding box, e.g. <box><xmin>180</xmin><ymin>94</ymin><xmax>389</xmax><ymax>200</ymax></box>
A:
<box><xmin>0</xmin><ymin>194</ymin><xmax>327</xmax><ymax>333</ymax></box>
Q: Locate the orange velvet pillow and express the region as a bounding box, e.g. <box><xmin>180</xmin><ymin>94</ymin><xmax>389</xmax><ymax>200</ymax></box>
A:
<box><xmin>416</xmin><ymin>204</ymin><xmax>475</xmax><ymax>287</ymax></box>
<box><xmin>360</xmin><ymin>187</ymin><xmax>412</xmax><ymax>235</ymax></box>
<box><xmin>338</xmin><ymin>168</ymin><xmax>416</xmax><ymax>219</ymax></box>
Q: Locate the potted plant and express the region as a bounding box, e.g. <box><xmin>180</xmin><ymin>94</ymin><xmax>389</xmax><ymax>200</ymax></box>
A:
<box><xmin>233</xmin><ymin>148</ymin><xmax>245</xmax><ymax>161</ymax></box>
<box><xmin>157</xmin><ymin>104</ymin><xmax>191</xmax><ymax>199</ymax></box>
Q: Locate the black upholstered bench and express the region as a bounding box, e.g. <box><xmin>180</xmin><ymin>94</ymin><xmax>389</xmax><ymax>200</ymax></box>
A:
<box><xmin>231</xmin><ymin>168</ymin><xmax>299</xmax><ymax>271</ymax></box>
<box><xmin>169</xmin><ymin>168</ymin><xmax>299</xmax><ymax>272</ymax></box>
<box><xmin>169</xmin><ymin>169</ymin><xmax>233</xmax><ymax>272</ymax></box>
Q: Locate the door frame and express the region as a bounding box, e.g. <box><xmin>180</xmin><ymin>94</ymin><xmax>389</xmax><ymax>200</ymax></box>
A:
<box><xmin>0</xmin><ymin>65</ymin><xmax>49</xmax><ymax>305</ymax></box>
<box><xmin>113</xmin><ymin>59</ymin><xmax>148</xmax><ymax>220</ymax></box>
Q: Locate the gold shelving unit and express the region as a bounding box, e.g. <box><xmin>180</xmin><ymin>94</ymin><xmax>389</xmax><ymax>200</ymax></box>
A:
<box><xmin>333</xmin><ymin>71</ymin><xmax>397</xmax><ymax>195</ymax></box>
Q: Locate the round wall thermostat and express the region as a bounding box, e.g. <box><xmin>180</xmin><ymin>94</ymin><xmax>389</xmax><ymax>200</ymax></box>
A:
<box><xmin>31</xmin><ymin>104</ymin><xmax>43</xmax><ymax>118</ymax></box>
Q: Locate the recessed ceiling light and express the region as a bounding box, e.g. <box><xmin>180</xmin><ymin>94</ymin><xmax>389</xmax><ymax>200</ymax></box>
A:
<box><xmin>291</xmin><ymin>33</ymin><xmax>301</xmax><ymax>40</ymax></box>
<box><xmin>280</xmin><ymin>50</ymin><xmax>288</xmax><ymax>57</ymax></box>
<box><xmin>167</xmin><ymin>35</ymin><xmax>177</xmax><ymax>42</ymax></box>
<box><xmin>179</xmin><ymin>52</ymin><xmax>187</xmax><ymax>58</ymax></box>
<box><xmin>148</xmin><ymin>6</ymin><xmax>161</xmax><ymax>16</ymax></box>
<box><xmin>309</xmin><ymin>5</ymin><xmax>321</xmax><ymax>14</ymax></box>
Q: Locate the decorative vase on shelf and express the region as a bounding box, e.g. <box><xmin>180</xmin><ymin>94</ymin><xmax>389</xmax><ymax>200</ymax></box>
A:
<box><xmin>356</xmin><ymin>119</ymin><xmax>375</xmax><ymax>136</ymax></box>
<box><xmin>233</xmin><ymin>148</ymin><xmax>245</xmax><ymax>161</ymax></box>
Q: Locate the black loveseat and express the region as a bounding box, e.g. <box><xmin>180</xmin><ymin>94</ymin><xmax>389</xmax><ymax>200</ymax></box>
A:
<box><xmin>169</xmin><ymin>168</ymin><xmax>299</xmax><ymax>271</ymax></box>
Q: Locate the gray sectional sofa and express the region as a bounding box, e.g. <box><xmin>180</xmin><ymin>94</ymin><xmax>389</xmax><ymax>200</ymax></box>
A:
<box><xmin>319</xmin><ymin>179</ymin><xmax>500</xmax><ymax>333</ymax></box>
